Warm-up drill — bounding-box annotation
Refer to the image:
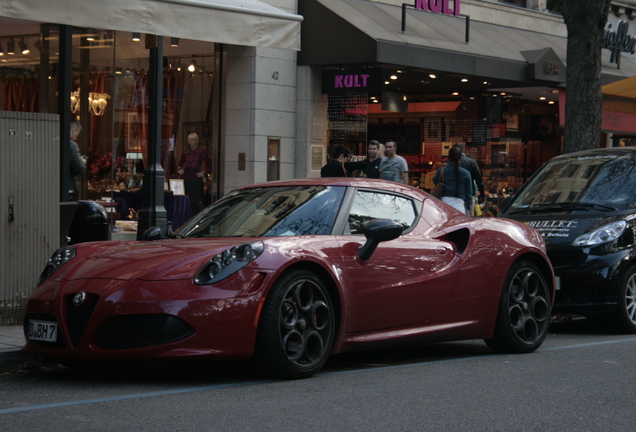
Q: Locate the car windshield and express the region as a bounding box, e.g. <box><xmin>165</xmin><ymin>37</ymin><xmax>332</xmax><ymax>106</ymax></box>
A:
<box><xmin>506</xmin><ymin>153</ymin><xmax>636</xmax><ymax>214</ymax></box>
<box><xmin>175</xmin><ymin>186</ymin><xmax>346</xmax><ymax>238</ymax></box>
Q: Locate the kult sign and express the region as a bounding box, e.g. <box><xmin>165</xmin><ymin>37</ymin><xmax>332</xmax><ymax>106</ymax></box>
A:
<box><xmin>415</xmin><ymin>0</ymin><xmax>461</xmax><ymax>17</ymax></box>
<box><xmin>334</xmin><ymin>74</ymin><xmax>371</xmax><ymax>89</ymax></box>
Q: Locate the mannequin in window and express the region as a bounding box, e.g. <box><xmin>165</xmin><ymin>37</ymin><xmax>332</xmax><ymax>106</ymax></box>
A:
<box><xmin>178</xmin><ymin>133</ymin><xmax>211</xmax><ymax>215</ymax></box>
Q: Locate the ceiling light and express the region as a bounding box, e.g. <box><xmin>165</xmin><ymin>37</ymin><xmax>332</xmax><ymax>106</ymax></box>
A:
<box><xmin>548</xmin><ymin>101</ymin><xmax>555</xmax><ymax>104</ymax></box>
<box><xmin>390</xmin><ymin>75</ymin><xmax>398</xmax><ymax>80</ymax></box>
<box><xmin>469</xmin><ymin>96</ymin><xmax>475</xmax><ymax>100</ymax></box>
<box><xmin>452</xmin><ymin>92</ymin><xmax>459</xmax><ymax>96</ymax></box>
<box><xmin>461</xmin><ymin>78</ymin><xmax>468</xmax><ymax>82</ymax></box>
<box><xmin>385</xmin><ymin>81</ymin><xmax>390</xmax><ymax>85</ymax></box>
<box><xmin>171</xmin><ymin>37</ymin><xmax>179</xmax><ymax>47</ymax></box>
<box><xmin>429</xmin><ymin>74</ymin><xmax>436</xmax><ymax>79</ymax></box>
<box><xmin>483</xmin><ymin>81</ymin><xmax>488</xmax><ymax>85</ymax></box>
<box><xmin>539</xmin><ymin>96</ymin><xmax>546</xmax><ymax>100</ymax></box>
<box><xmin>188</xmin><ymin>58</ymin><xmax>196</xmax><ymax>72</ymax></box>
<box><xmin>551</xmin><ymin>90</ymin><xmax>559</xmax><ymax>94</ymax></box>
<box><xmin>492</xmin><ymin>94</ymin><xmax>497</xmax><ymax>97</ymax></box>
<box><xmin>85</xmin><ymin>29</ymin><xmax>97</xmax><ymax>41</ymax></box>
<box><xmin>132</xmin><ymin>32</ymin><xmax>141</xmax><ymax>42</ymax></box>
<box><xmin>0</xmin><ymin>42</ymin><xmax>4</xmax><ymax>56</ymax></box>
<box><xmin>373</xmin><ymin>100</ymin><xmax>379</xmax><ymax>103</ymax></box>
<box><xmin>500</xmin><ymin>92</ymin><xmax>506</xmax><ymax>95</ymax></box>
<box><xmin>370</xmin><ymin>96</ymin><xmax>376</xmax><ymax>100</ymax></box>
<box><xmin>7</xmin><ymin>39</ymin><xmax>15</xmax><ymax>55</ymax></box>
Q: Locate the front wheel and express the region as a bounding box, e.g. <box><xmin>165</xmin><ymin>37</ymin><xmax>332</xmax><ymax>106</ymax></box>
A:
<box><xmin>254</xmin><ymin>269</ymin><xmax>335</xmax><ymax>379</ymax></box>
<box><xmin>612</xmin><ymin>267</ymin><xmax>636</xmax><ymax>333</ymax></box>
<box><xmin>485</xmin><ymin>260</ymin><xmax>551</xmax><ymax>353</ymax></box>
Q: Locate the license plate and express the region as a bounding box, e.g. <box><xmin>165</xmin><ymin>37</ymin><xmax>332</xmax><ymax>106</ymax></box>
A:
<box><xmin>27</xmin><ymin>320</ymin><xmax>58</xmax><ymax>343</ymax></box>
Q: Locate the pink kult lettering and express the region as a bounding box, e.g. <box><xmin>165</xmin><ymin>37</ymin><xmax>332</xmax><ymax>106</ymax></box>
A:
<box><xmin>335</xmin><ymin>74</ymin><xmax>370</xmax><ymax>88</ymax></box>
<box><xmin>415</xmin><ymin>0</ymin><xmax>460</xmax><ymax>17</ymax></box>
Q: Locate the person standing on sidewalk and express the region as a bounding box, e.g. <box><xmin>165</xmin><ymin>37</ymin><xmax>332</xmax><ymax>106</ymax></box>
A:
<box><xmin>363</xmin><ymin>140</ymin><xmax>383</xmax><ymax>179</ymax></box>
<box><xmin>379</xmin><ymin>139</ymin><xmax>409</xmax><ymax>184</ymax></box>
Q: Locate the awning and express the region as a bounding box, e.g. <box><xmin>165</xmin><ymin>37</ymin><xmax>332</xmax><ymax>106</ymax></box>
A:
<box><xmin>603</xmin><ymin>75</ymin><xmax>636</xmax><ymax>99</ymax></box>
<box><xmin>0</xmin><ymin>0</ymin><xmax>302</xmax><ymax>50</ymax></box>
<box><xmin>299</xmin><ymin>0</ymin><xmax>636</xmax><ymax>83</ymax></box>
<box><xmin>602</xmin><ymin>75</ymin><xmax>636</xmax><ymax>115</ymax></box>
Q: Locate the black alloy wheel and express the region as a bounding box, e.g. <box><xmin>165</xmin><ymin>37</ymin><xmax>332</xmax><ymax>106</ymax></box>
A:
<box><xmin>485</xmin><ymin>260</ymin><xmax>551</xmax><ymax>353</ymax></box>
<box><xmin>255</xmin><ymin>269</ymin><xmax>335</xmax><ymax>379</ymax></box>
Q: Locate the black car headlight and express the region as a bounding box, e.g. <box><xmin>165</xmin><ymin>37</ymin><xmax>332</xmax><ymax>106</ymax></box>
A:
<box><xmin>37</xmin><ymin>246</ymin><xmax>77</xmax><ymax>285</ymax></box>
<box><xmin>572</xmin><ymin>220</ymin><xmax>627</xmax><ymax>247</ymax></box>
<box><xmin>195</xmin><ymin>241</ymin><xmax>264</xmax><ymax>285</ymax></box>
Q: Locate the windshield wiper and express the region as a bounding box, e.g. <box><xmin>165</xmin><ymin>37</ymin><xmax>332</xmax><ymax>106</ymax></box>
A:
<box><xmin>509</xmin><ymin>202</ymin><xmax>618</xmax><ymax>215</ymax></box>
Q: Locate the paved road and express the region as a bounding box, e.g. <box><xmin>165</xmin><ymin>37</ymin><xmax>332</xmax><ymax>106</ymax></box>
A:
<box><xmin>1</xmin><ymin>319</ymin><xmax>634</xmax><ymax>431</ymax></box>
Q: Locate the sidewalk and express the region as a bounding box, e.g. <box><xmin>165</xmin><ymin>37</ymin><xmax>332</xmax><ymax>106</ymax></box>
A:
<box><xmin>0</xmin><ymin>326</ymin><xmax>25</xmax><ymax>353</ymax></box>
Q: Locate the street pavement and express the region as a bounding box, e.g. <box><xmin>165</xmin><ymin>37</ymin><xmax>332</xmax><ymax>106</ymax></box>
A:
<box><xmin>0</xmin><ymin>326</ymin><xmax>24</xmax><ymax>353</ymax></box>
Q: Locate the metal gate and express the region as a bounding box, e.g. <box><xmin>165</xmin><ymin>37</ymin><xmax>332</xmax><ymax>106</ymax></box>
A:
<box><xmin>0</xmin><ymin>111</ymin><xmax>60</xmax><ymax>325</ymax></box>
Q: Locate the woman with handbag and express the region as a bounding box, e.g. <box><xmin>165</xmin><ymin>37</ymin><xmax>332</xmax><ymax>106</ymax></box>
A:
<box><xmin>320</xmin><ymin>145</ymin><xmax>367</xmax><ymax>177</ymax></box>
<box><xmin>432</xmin><ymin>146</ymin><xmax>473</xmax><ymax>215</ymax></box>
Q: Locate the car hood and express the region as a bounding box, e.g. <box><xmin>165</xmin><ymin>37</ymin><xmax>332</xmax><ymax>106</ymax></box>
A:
<box><xmin>61</xmin><ymin>239</ymin><xmax>261</xmax><ymax>281</ymax></box>
<box><xmin>504</xmin><ymin>214</ymin><xmax>618</xmax><ymax>248</ymax></box>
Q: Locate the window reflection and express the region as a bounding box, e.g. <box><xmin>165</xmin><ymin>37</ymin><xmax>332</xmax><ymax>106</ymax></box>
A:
<box><xmin>177</xmin><ymin>186</ymin><xmax>345</xmax><ymax>238</ymax></box>
<box><xmin>510</xmin><ymin>155</ymin><xmax>636</xmax><ymax>211</ymax></box>
<box><xmin>348</xmin><ymin>191</ymin><xmax>417</xmax><ymax>234</ymax></box>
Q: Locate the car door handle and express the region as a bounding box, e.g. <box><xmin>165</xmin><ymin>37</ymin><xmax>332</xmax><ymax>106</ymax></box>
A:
<box><xmin>436</xmin><ymin>246</ymin><xmax>449</xmax><ymax>255</ymax></box>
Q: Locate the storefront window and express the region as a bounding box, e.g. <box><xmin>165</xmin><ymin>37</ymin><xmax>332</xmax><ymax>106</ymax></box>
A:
<box><xmin>14</xmin><ymin>25</ymin><xmax>221</xmax><ymax>235</ymax></box>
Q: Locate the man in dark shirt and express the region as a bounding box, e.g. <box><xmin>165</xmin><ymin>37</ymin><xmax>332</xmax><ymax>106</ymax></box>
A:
<box><xmin>453</xmin><ymin>142</ymin><xmax>485</xmax><ymax>214</ymax></box>
<box><xmin>363</xmin><ymin>140</ymin><xmax>382</xmax><ymax>178</ymax></box>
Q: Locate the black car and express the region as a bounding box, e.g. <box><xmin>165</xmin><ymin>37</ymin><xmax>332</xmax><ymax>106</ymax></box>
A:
<box><xmin>499</xmin><ymin>147</ymin><xmax>636</xmax><ymax>332</ymax></box>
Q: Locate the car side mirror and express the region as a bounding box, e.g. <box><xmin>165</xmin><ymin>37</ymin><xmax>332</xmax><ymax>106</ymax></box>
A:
<box><xmin>142</xmin><ymin>226</ymin><xmax>163</xmax><ymax>241</ymax></box>
<box><xmin>358</xmin><ymin>219</ymin><xmax>403</xmax><ymax>261</ymax></box>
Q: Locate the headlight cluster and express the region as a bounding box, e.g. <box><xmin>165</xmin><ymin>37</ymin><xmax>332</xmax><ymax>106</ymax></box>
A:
<box><xmin>37</xmin><ymin>246</ymin><xmax>77</xmax><ymax>285</ymax></box>
<box><xmin>573</xmin><ymin>220</ymin><xmax>627</xmax><ymax>247</ymax></box>
<box><xmin>195</xmin><ymin>241</ymin><xmax>264</xmax><ymax>285</ymax></box>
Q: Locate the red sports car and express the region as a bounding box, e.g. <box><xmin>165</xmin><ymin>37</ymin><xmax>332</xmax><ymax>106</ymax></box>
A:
<box><xmin>24</xmin><ymin>178</ymin><xmax>555</xmax><ymax>378</ymax></box>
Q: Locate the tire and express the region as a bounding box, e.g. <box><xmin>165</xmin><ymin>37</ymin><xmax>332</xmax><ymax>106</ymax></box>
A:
<box><xmin>254</xmin><ymin>269</ymin><xmax>335</xmax><ymax>379</ymax></box>
<box><xmin>612</xmin><ymin>267</ymin><xmax>636</xmax><ymax>333</ymax></box>
<box><xmin>484</xmin><ymin>260</ymin><xmax>551</xmax><ymax>353</ymax></box>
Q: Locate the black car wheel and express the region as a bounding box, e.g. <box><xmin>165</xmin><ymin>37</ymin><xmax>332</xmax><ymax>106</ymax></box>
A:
<box><xmin>485</xmin><ymin>260</ymin><xmax>551</xmax><ymax>353</ymax></box>
<box><xmin>255</xmin><ymin>269</ymin><xmax>335</xmax><ymax>379</ymax></box>
<box><xmin>612</xmin><ymin>267</ymin><xmax>636</xmax><ymax>333</ymax></box>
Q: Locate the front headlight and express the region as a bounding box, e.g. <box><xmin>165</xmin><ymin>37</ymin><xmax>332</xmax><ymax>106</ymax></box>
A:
<box><xmin>195</xmin><ymin>241</ymin><xmax>264</xmax><ymax>285</ymax></box>
<box><xmin>572</xmin><ymin>220</ymin><xmax>627</xmax><ymax>247</ymax></box>
<box><xmin>37</xmin><ymin>246</ymin><xmax>77</xmax><ymax>285</ymax></box>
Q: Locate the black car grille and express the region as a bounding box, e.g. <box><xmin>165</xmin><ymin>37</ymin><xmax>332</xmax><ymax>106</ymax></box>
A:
<box><xmin>95</xmin><ymin>314</ymin><xmax>195</xmax><ymax>350</ymax></box>
<box><xmin>65</xmin><ymin>294</ymin><xmax>99</xmax><ymax>347</ymax></box>
<box><xmin>547</xmin><ymin>249</ymin><xmax>588</xmax><ymax>271</ymax></box>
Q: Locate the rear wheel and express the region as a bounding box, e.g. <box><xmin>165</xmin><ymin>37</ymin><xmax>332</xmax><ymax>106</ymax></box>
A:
<box><xmin>485</xmin><ymin>260</ymin><xmax>551</xmax><ymax>353</ymax></box>
<box><xmin>612</xmin><ymin>267</ymin><xmax>636</xmax><ymax>333</ymax></box>
<box><xmin>254</xmin><ymin>269</ymin><xmax>335</xmax><ymax>379</ymax></box>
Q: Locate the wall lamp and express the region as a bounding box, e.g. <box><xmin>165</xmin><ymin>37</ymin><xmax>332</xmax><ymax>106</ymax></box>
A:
<box><xmin>171</xmin><ymin>37</ymin><xmax>179</xmax><ymax>47</ymax></box>
<box><xmin>7</xmin><ymin>39</ymin><xmax>15</xmax><ymax>55</ymax></box>
<box><xmin>132</xmin><ymin>32</ymin><xmax>141</xmax><ymax>42</ymax></box>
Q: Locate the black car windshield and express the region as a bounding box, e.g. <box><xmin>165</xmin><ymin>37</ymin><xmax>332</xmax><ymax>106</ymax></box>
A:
<box><xmin>506</xmin><ymin>153</ymin><xmax>636</xmax><ymax>214</ymax></box>
<box><xmin>175</xmin><ymin>186</ymin><xmax>346</xmax><ymax>238</ymax></box>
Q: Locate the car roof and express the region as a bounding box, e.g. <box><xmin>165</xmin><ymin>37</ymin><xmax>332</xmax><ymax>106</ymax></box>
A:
<box><xmin>236</xmin><ymin>177</ymin><xmax>424</xmax><ymax>197</ymax></box>
<box><xmin>550</xmin><ymin>146</ymin><xmax>636</xmax><ymax>161</ymax></box>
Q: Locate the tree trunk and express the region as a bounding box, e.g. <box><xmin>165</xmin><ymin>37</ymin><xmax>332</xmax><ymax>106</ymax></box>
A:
<box><xmin>560</xmin><ymin>0</ymin><xmax>611</xmax><ymax>153</ymax></box>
